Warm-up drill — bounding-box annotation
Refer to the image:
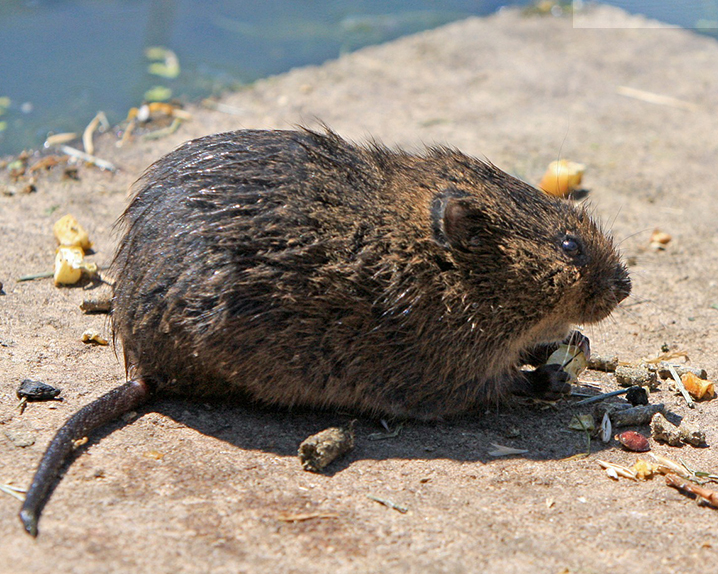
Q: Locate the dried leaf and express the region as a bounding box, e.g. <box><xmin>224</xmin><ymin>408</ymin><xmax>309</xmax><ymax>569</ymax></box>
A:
<box><xmin>569</xmin><ymin>414</ymin><xmax>595</xmax><ymax>432</ymax></box>
<box><xmin>596</xmin><ymin>459</ymin><xmax>637</xmax><ymax>480</ymax></box>
<box><xmin>488</xmin><ymin>443</ymin><xmax>529</xmax><ymax>457</ymax></box>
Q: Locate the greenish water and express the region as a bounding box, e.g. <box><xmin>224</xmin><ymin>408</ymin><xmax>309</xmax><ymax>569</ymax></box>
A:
<box><xmin>0</xmin><ymin>0</ymin><xmax>715</xmax><ymax>156</ymax></box>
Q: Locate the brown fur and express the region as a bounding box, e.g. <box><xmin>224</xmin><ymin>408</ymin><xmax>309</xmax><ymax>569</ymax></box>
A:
<box><xmin>111</xmin><ymin>128</ymin><xmax>630</xmax><ymax>419</ymax></box>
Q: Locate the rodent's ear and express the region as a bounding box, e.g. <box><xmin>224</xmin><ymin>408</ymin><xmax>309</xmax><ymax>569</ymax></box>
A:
<box><xmin>431</xmin><ymin>188</ymin><xmax>486</xmax><ymax>251</ymax></box>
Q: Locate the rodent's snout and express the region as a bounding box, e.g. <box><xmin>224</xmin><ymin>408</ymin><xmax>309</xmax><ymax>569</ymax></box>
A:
<box><xmin>579</xmin><ymin>262</ymin><xmax>631</xmax><ymax>325</ymax></box>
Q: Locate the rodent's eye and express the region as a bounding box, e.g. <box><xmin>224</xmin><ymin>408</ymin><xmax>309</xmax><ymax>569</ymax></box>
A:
<box><xmin>561</xmin><ymin>235</ymin><xmax>582</xmax><ymax>257</ymax></box>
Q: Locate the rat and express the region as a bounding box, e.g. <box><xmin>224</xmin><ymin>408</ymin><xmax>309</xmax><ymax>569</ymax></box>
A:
<box><xmin>20</xmin><ymin>128</ymin><xmax>630</xmax><ymax>535</ymax></box>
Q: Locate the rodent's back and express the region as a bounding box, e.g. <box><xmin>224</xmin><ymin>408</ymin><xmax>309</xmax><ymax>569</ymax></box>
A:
<box><xmin>112</xmin><ymin>129</ymin><xmax>630</xmax><ymax>418</ymax></box>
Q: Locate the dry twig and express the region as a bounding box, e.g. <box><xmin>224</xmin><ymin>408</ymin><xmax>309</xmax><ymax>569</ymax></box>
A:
<box><xmin>666</xmin><ymin>474</ymin><xmax>718</xmax><ymax>507</ymax></box>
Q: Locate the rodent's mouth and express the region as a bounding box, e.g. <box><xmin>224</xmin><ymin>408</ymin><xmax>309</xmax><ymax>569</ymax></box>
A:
<box><xmin>580</xmin><ymin>293</ymin><xmax>628</xmax><ymax>324</ymax></box>
<box><xmin>579</xmin><ymin>264</ymin><xmax>631</xmax><ymax>324</ymax></box>
<box><xmin>579</xmin><ymin>305</ymin><xmax>617</xmax><ymax>325</ymax></box>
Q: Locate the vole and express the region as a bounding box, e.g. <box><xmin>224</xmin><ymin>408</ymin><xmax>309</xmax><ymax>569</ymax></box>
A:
<box><xmin>20</xmin><ymin>128</ymin><xmax>631</xmax><ymax>535</ymax></box>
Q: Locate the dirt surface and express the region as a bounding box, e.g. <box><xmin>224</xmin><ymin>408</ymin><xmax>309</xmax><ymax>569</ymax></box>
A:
<box><xmin>2</xmin><ymin>5</ymin><xmax>718</xmax><ymax>573</ymax></box>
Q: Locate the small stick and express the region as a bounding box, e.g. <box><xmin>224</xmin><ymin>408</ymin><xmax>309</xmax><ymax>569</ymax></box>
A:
<box><xmin>19</xmin><ymin>264</ymin><xmax>107</xmax><ymax>283</ymax></box>
<box><xmin>574</xmin><ymin>388</ymin><xmax>629</xmax><ymax>405</ymax></box>
<box><xmin>276</xmin><ymin>511</ymin><xmax>339</xmax><ymax>523</ymax></box>
<box><xmin>643</xmin><ymin>351</ymin><xmax>690</xmax><ymax>364</ymax></box>
<box><xmin>665</xmin><ymin>474</ymin><xmax>718</xmax><ymax>507</ymax></box>
<box><xmin>82</xmin><ymin>114</ymin><xmax>99</xmax><ymax>155</ymax></box>
<box><xmin>44</xmin><ymin>133</ymin><xmax>78</xmax><ymax>147</ymax></box>
<box><xmin>0</xmin><ymin>483</ymin><xmax>27</xmax><ymax>501</ymax></box>
<box><xmin>57</xmin><ymin>145</ymin><xmax>117</xmax><ymax>172</ymax></box>
<box><xmin>117</xmin><ymin>118</ymin><xmax>136</xmax><ymax>147</ymax></box>
<box><xmin>17</xmin><ymin>271</ymin><xmax>54</xmax><ymax>282</ymax></box>
<box><xmin>608</xmin><ymin>403</ymin><xmax>664</xmax><ymax>427</ymax></box>
<box><xmin>80</xmin><ymin>297</ymin><xmax>112</xmax><ymax>314</ymax></box>
<box><xmin>649</xmin><ymin>453</ymin><xmax>690</xmax><ymax>479</ymax></box>
<box><xmin>668</xmin><ymin>364</ymin><xmax>695</xmax><ymax>409</ymax></box>
<box><xmin>367</xmin><ymin>495</ymin><xmax>408</xmax><ymax>514</ymax></box>
<box><xmin>616</xmin><ymin>86</ymin><xmax>698</xmax><ymax>112</ymax></box>
<box><xmin>82</xmin><ymin>111</ymin><xmax>109</xmax><ymax>155</ymax></box>
<box><xmin>142</xmin><ymin>117</ymin><xmax>182</xmax><ymax>141</ymax></box>
<box><xmin>679</xmin><ymin>460</ymin><xmax>718</xmax><ymax>482</ymax></box>
<box><xmin>28</xmin><ymin>155</ymin><xmax>69</xmax><ymax>173</ymax></box>
<box><xmin>368</xmin><ymin>422</ymin><xmax>404</xmax><ymax>441</ymax></box>
<box><xmin>562</xmin><ymin>452</ymin><xmax>590</xmax><ymax>461</ymax></box>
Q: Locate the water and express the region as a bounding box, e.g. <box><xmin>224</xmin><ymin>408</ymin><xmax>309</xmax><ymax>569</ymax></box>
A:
<box><xmin>0</xmin><ymin>0</ymin><xmax>716</xmax><ymax>156</ymax></box>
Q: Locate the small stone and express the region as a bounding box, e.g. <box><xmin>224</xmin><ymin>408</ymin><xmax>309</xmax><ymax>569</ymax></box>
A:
<box><xmin>650</xmin><ymin>413</ymin><xmax>706</xmax><ymax>447</ymax></box>
<box><xmin>626</xmin><ymin>386</ymin><xmax>649</xmax><ymax>406</ymax></box>
<box><xmin>298</xmin><ymin>424</ymin><xmax>355</xmax><ymax>472</ymax></box>
<box><xmin>650</xmin><ymin>413</ymin><xmax>682</xmax><ymax>446</ymax></box>
<box><xmin>587</xmin><ymin>355</ymin><xmax>618</xmax><ymax>372</ymax></box>
<box><xmin>615</xmin><ymin>365</ymin><xmax>658</xmax><ymax>389</ymax></box>
<box><xmin>17</xmin><ymin>379</ymin><xmax>61</xmax><ymax>401</ymax></box>
<box><xmin>678</xmin><ymin>421</ymin><xmax>706</xmax><ymax>447</ymax></box>
<box><xmin>4</xmin><ymin>427</ymin><xmax>36</xmax><ymax>448</ymax></box>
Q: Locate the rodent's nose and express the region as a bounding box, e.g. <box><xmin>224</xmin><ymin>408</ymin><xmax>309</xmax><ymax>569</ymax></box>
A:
<box><xmin>614</xmin><ymin>267</ymin><xmax>631</xmax><ymax>303</ymax></box>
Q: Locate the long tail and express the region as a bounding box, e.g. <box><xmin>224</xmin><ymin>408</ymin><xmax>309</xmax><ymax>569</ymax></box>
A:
<box><xmin>19</xmin><ymin>379</ymin><xmax>151</xmax><ymax>536</ymax></box>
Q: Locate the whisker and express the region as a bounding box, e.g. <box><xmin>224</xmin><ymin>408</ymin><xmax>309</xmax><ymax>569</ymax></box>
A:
<box><xmin>616</xmin><ymin>227</ymin><xmax>653</xmax><ymax>247</ymax></box>
<box><xmin>608</xmin><ymin>204</ymin><xmax>623</xmax><ymax>234</ymax></box>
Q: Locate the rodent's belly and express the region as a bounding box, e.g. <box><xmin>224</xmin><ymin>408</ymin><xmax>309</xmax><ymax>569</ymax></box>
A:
<box><xmin>118</xmin><ymin>258</ymin><xmax>543</xmax><ymax>418</ymax></box>
<box><xmin>143</xmin><ymin>318</ymin><xmax>521</xmax><ymax>419</ymax></box>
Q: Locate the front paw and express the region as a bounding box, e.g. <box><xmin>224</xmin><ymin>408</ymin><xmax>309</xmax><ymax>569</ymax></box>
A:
<box><xmin>563</xmin><ymin>330</ymin><xmax>591</xmax><ymax>360</ymax></box>
<box><xmin>515</xmin><ymin>364</ymin><xmax>572</xmax><ymax>401</ymax></box>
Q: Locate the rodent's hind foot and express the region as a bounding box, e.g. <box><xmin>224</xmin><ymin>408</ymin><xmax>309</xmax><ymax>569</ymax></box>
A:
<box><xmin>513</xmin><ymin>364</ymin><xmax>572</xmax><ymax>401</ymax></box>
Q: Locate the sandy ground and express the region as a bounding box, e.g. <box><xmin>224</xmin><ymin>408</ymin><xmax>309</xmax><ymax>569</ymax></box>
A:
<box><xmin>2</xmin><ymin>4</ymin><xmax>718</xmax><ymax>573</ymax></box>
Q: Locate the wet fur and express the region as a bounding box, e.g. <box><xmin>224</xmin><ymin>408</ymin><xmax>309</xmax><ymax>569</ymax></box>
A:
<box><xmin>111</xmin><ymin>128</ymin><xmax>630</xmax><ymax>419</ymax></box>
